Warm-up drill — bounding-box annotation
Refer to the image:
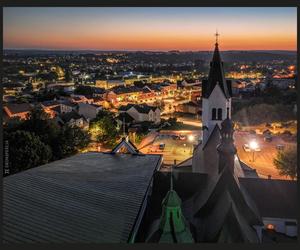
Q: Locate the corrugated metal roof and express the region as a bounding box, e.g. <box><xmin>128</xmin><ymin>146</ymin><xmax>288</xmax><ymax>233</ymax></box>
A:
<box><xmin>3</xmin><ymin>152</ymin><xmax>161</xmax><ymax>243</ymax></box>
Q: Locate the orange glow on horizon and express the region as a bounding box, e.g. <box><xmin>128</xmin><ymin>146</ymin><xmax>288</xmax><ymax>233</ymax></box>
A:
<box><xmin>3</xmin><ymin>7</ymin><xmax>297</xmax><ymax>51</ymax></box>
<box><xmin>4</xmin><ymin>33</ymin><xmax>296</xmax><ymax>51</ymax></box>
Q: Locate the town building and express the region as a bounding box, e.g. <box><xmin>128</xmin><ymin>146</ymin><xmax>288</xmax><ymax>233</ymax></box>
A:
<box><xmin>56</xmin><ymin>110</ymin><xmax>89</xmax><ymax>129</ymax></box>
<box><xmin>3</xmin><ymin>103</ymin><xmax>33</xmax><ymax>120</ymax></box>
<box><xmin>77</xmin><ymin>102</ymin><xmax>102</xmax><ymax>121</ymax></box>
<box><xmin>119</xmin><ymin>104</ymin><xmax>161</xmax><ymax>124</ymax></box>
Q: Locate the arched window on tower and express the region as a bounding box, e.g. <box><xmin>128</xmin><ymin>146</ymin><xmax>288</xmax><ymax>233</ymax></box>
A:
<box><xmin>217</xmin><ymin>108</ymin><xmax>222</xmax><ymax>120</ymax></box>
<box><xmin>212</xmin><ymin>108</ymin><xmax>217</xmax><ymax>120</ymax></box>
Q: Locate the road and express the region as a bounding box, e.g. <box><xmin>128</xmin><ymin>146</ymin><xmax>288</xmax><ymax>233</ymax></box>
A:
<box><xmin>139</xmin><ymin>131</ymin><xmax>201</xmax><ymax>165</ymax></box>
<box><xmin>139</xmin><ymin>129</ymin><xmax>295</xmax><ymax>180</ymax></box>
<box><xmin>234</xmin><ymin>131</ymin><xmax>295</xmax><ymax>180</ymax></box>
<box><xmin>161</xmin><ymin>114</ymin><xmax>202</xmax><ymax>128</ymax></box>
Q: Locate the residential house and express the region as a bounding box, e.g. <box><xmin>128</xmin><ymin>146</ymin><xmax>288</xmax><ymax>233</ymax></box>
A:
<box><xmin>70</xmin><ymin>94</ymin><xmax>93</xmax><ymax>104</ymax></box>
<box><xmin>175</xmin><ymin>101</ymin><xmax>201</xmax><ymax>115</ymax></box>
<box><xmin>56</xmin><ymin>111</ymin><xmax>89</xmax><ymax>129</ymax></box>
<box><xmin>78</xmin><ymin>103</ymin><xmax>102</xmax><ymax>121</ymax></box>
<box><xmin>119</xmin><ymin>104</ymin><xmax>161</xmax><ymax>124</ymax></box>
<box><xmin>3</xmin><ymin>103</ymin><xmax>33</xmax><ymax>120</ymax></box>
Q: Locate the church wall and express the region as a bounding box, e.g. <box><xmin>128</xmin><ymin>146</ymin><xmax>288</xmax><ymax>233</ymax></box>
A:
<box><xmin>202</xmin><ymin>84</ymin><xmax>230</xmax><ymax>143</ymax></box>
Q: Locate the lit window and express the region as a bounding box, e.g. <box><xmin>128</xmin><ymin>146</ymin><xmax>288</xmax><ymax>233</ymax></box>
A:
<box><xmin>266</xmin><ymin>224</ymin><xmax>275</xmax><ymax>230</ymax></box>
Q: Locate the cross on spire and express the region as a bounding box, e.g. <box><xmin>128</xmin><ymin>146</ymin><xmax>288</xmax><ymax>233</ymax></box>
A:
<box><xmin>215</xmin><ymin>30</ymin><xmax>220</xmax><ymax>44</ymax></box>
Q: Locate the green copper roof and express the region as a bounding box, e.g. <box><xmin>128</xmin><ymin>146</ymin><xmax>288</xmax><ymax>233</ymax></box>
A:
<box><xmin>162</xmin><ymin>190</ymin><xmax>182</xmax><ymax>208</ymax></box>
<box><xmin>158</xmin><ymin>190</ymin><xmax>194</xmax><ymax>243</ymax></box>
<box><xmin>146</xmin><ymin>172</ymin><xmax>194</xmax><ymax>243</ymax></box>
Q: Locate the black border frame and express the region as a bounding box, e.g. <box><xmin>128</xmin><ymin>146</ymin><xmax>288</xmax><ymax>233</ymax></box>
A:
<box><xmin>0</xmin><ymin>1</ymin><xmax>299</xmax><ymax>250</ymax></box>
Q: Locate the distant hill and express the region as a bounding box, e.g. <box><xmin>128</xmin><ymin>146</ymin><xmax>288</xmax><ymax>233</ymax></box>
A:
<box><xmin>4</xmin><ymin>49</ymin><xmax>297</xmax><ymax>63</ymax></box>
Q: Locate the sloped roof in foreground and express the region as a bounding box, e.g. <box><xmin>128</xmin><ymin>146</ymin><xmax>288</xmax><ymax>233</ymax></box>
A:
<box><xmin>3</xmin><ymin>152</ymin><xmax>162</xmax><ymax>243</ymax></box>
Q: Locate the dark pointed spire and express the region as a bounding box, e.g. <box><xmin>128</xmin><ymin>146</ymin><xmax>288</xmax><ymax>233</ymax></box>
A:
<box><xmin>202</xmin><ymin>31</ymin><xmax>232</xmax><ymax>99</ymax></box>
<box><xmin>212</xmin><ymin>30</ymin><xmax>221</xmax><ymax>62</ymax></box>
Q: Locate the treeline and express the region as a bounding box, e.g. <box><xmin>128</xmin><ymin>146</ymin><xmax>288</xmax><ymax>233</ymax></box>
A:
<box><xmin>232</xmin><ymin>85</ymin><xmax>297</xmax><ymax>126</ymax></box>
<box><xmin>233</xmin><ymin>103</ymin><xmax>295</xmax><ymax>126</ymax></box>
<box><xmin>3</xmin><ymin>107</ymin><xmax>90</xmax><ymax>176</ymax></box>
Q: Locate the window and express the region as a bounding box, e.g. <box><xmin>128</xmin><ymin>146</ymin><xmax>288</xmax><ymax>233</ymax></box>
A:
<box><xmin>266</xmin><ymin>224</ymin><xmax>275</xmax><ymax>230</ymax></box>
<box><xmin>218</xmin><ymin>108</ymin><xmax>222</xmax><ymax>120</ymax></box>
<box><xmin>212</xmin><ymin>108</ymin><xmax>217</xmax><ymax>120</ymax></box>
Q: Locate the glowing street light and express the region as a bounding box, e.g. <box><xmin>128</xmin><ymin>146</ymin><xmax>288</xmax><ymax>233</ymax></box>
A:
<box><xmin>249</xmin><ymin>140</ymin><xmax>259</xmax><ymax>162</ymax></box>
<box><xmin>188</xmin><ymin>135</ymin><xmax>195</xmax><ymax>142</ymax></box>
<box><xmin>249</xmin><ymin>140</ymin><xmax>258</xmax><ymax>150</ymax></box>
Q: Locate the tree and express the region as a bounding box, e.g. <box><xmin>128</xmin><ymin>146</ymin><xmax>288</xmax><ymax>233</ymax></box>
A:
<box><xmin>4</xmin><ymin>130</ymin><xmax>52</xmax><ymax>175</ymax></box>
<box><xmin>233</xmin><ymin>103</ymin><xmax>295</xmax><ymax>126</ymax></box>
<box><xmin>90</xmin><ymin>110</ymin><xmax>118</xmax><ymax>147</ymax></box>
<box><xmin>22</xmin><ymin>107</ymin><xmax>60</xmax><ymax>148</ymax></box>
<box><xmin>74</xmin><ymin>85</ymin><xmax>93</xmax><ymax>96</ymax></box>
<box><xmin>54</xmin><ymin>125</ymin><xmax>91</xmax><ymax>158</ymax></box>
<box><xmin>64</xmin><ymin>67</ymin><xmax>72</xmax><ymax>82</ymax></box>
<box><xmin>274</xmin><ymin>146</ymin><xmax>297</xmax><ymax>180</ymax></box>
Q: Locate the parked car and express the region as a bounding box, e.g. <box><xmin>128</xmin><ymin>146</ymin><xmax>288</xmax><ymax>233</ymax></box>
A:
<box><xmin>179</xmin><ymin>134</ymin><xmax>186</xmax><ymax>140</ymax></box>
<box><xmin>264</xmin><ymin>135</ymin><xmax>272</xmax><ymax>142</ymax></box>
<box><xmin>159</xmin><ymin>143</ymin><xmax>165</xmax><ymax>150</ymax></box>
<box><xmin>254</xmin><ymin>147</ymin><xmax>261</xmax><ymax>152</ymax></box>
<box><xmin>276</xmin><ymin>144</ymin><xmax>285</xmax><ymax>150</ymax></box>
<box><xmin>172</xmin><ymin>135</ymin><xmax>180</xmax><ymax>140</ymax></box>
<box><xmin>243</xmin><ymin>144</ymin><xmax>251</xmax><ymax>152</ymax></box>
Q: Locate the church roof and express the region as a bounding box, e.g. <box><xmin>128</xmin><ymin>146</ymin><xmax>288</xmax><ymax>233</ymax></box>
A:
<box><xmin>239</xmin><ymin>178</ymin><xmax>297</xmax><ymax>219</ymax></box>
<box><xmin>202</xmin><ymin>42</ymin><xmax>232</xmax><ymax>99</ymax></box>
<box><xmin>146</xmin><ymin>172</ymin><xmax>194</xmax><ymax>243</ymax></box>
<box><xmin>139</xmin><ymin>170</ymin><xmax>296</xmax><ymax>243</ymax></box>
<box><xmin>191</xmin><ymin>167</ymin><xmax>263</xmax><ymax>242</ymax></box>
<box><xmin>202</xmin><ymin>124</ymin><xmax>221</xmax><ymax>150</ymax></box>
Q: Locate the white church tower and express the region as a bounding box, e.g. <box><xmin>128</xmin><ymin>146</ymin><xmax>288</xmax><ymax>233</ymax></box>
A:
<box><xmin>201</xmin><ymin>32</ymin><xmax>232</xmax><ymax>144</ymax></box>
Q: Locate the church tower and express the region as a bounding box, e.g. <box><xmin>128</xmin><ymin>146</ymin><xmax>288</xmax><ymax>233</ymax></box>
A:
<box><xmin>201</xmin><ymin>32</ymin><xmax>232</xmax><ymax>144</ymax></box>
<box><xmin>217</xmin><ymin>108</ymin><xmax>237</xmax><ymax>174</ymax></box>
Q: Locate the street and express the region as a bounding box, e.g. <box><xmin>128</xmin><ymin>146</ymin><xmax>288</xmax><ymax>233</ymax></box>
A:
<box><xmin>234</xmin><ymin>131</ymin><xmax>296</xmax><ymax>180</ymax></box>
<box><xmin>139</xmin><ymin>129</ymin><xmax>295</xmax><ymax>180</ymax></box>
<box><xmin>139</xmin><ymin>130</ymin><xmax>201</xmax><ymax>165</ymax></box>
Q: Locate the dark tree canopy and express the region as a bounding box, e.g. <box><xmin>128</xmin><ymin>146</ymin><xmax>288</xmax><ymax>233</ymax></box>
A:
<box><xmin>4</xmin><ymin>130</ymin><xmax>52</xmax><ymax>175</ymax></box>
<box><xmin>274</xmin><ymin>146</ymin><xmax>297</xmax><ymax>180</ymax></box>
<box><xmin>74</xmin><ymin>85</ymin><xmax>93</xmax><ymax>96</ymax></box>
<box><xmin>54</xmin><ymin>125</ymin><xmax>91</xmax><ymax>158</ymax></box>
<box><xmin>90</xmin><ymin>110</ymin><xmax>118</xmax><ymax>147</ymax></box>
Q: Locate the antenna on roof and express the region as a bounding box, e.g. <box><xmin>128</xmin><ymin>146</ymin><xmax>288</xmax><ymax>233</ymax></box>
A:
<box><xmin>170</xmin><ymin>165</ymin><xmax>173</xmax><ymax>191</ymax></box>
<box><xmin>122</xmin><ymin>116</ymin><xmax>126</xmax><ymax>138</ymax></box>
<box><xmin>170</xmin><ymin>159</ymin><xmax>176</xmax><ymax>191</ymax></box>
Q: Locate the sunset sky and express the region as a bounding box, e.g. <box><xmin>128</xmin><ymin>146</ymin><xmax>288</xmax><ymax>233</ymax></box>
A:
<box><xmin>3</xmin><ymin>7</ymin><xmax>297</xmax><ymax>51</ymax></box>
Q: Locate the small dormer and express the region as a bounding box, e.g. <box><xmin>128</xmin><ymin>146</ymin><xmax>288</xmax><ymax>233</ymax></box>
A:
<box><xmin>111</xmin><ymin>137</ymin><xmax>140</xmax><ymax>154</ymax></box>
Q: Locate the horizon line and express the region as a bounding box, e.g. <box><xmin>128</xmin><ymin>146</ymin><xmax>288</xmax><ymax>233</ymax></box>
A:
<box><xmin>4</xmin><ymin>48</ymin><xmax>297</xmax><ymax>52</ymax></box>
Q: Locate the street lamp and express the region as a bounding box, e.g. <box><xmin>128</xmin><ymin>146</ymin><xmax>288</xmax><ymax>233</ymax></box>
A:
<box><xmin>249</xmin><ymin>140</ymin><xmax>258</xmax><ymax>162</ymax></box>
<box><xmin>188</xmin><ymin>135</ymin><xmax>195</xmax><ymax>142</ymax></box>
